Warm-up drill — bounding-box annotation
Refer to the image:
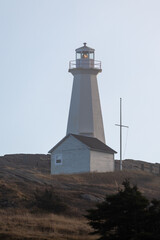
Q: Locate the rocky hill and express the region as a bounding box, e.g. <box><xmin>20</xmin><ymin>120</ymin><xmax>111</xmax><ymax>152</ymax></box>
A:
<box><xmin>116</xmin><ymin>159</ymin><xmax>160</xmax><ymax>175</ymax></box>
<box><xmin>0</xmin><ymin>154</ymin><xmax>160</xmax><ymax>240</ymax></box>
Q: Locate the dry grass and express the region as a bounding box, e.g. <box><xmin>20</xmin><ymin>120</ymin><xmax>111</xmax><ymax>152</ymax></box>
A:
<box><xmin>0</xmin><ymin>209</ymin><xmax>96</xmax><ymax>240</ymax></box>
<box><xmin>0</xmin><ymin>155</ymin><xmax>160</xmax><ymax>239</ymax></box>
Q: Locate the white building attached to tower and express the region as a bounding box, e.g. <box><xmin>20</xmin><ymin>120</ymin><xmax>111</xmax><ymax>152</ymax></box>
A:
<box><xmin>49</xmin><ymin>43</ymin><xmax>116</xmax><ymax>175</ymax></box>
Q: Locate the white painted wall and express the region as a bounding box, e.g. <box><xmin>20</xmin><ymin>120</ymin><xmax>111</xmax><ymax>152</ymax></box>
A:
<box><xmin>90</xmin><ymin>150</ymin><xmax>114</xmax><ymax>172</ymax></box>
<box><xmin>51</xmin><ymin>136</ymin><xmax>90</xmax><ymax>174</ymax></box>
<box><xmin>67</xmin><ymin>68</ymin><xmax>105</xmax><ymax>143</ymax></box>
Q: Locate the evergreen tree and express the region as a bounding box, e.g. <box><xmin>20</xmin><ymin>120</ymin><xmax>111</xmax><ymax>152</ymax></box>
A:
<box><xmin>86</xmin><ymin>179</ymin><xmax>160</xmax><ymax>240</ymax></box>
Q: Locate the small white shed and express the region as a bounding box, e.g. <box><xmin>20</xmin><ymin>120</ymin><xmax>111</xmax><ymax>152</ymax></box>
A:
<box><xmin>48</xmin><ymin>134</ymin><xmax>116</xmax><ymax>175</ymax></box>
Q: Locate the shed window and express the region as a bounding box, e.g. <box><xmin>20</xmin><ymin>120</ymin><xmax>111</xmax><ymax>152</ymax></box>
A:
<box><xmin>55</xmin><ymin>154</ymin><xmax>62</xmax><ymax>165</ymax></box>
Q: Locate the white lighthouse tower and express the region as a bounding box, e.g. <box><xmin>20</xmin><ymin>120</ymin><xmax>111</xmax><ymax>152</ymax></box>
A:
<box><xmin>67</xmin><ymin>43</ymin><xmax>105</xmax><ymax>143</ymax></box>
<box><xmin>49</xmin><ymin>43</ymin><xmax>116</xmax><ymax>175</ymax></box>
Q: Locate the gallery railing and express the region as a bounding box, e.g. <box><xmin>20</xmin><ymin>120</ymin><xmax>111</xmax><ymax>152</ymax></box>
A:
<box><xmin>69</xmin><ymin>60</ymin><xmax>101</xmax><ymax>70</ymax></box>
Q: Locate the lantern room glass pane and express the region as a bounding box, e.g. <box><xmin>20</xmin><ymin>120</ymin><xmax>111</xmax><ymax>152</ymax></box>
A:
<box><xmin>77</xmin><ymin>53</ymin><xmax>81</xmax><ymax>59</ymax></box>
<box><xmin>89</xmin><ymin>53</ymin><xmax>94</xmax><ymax>59</ymax></box>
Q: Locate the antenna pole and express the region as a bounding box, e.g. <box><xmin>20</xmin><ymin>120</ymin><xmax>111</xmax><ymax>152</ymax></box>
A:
<box><xmin>120</xmin><ymin>98</ymin><xmax>122</xmax><ymax>170</ymax></box>
<box><xmin>115</xmin><ymin>98</ymin><xmax>129</xmax><ymax>171</ymax></box>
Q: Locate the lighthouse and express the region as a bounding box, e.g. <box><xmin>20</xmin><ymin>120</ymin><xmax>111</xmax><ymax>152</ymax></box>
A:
<box><xmin>67</xmin><ymin>43</ymin><xmax>105</xmax><ymax>143</ymax></box>
<box><xmin>49</xmin><ymin>43</ymin><xmax>116</xmax><ymax>175</ymax></box>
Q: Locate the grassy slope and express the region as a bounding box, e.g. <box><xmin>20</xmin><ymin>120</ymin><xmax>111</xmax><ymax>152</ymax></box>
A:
<box><xmin>0</xmin><ymin>154</ymin><xmax>160</xmax><ymax>239</ymax></box>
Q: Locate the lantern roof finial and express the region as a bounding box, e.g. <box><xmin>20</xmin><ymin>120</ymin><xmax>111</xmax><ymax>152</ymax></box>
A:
<box><xmin>76</xmin><ymin>43</ymin><xmax>94</xmax><ymax>53</ymax></box>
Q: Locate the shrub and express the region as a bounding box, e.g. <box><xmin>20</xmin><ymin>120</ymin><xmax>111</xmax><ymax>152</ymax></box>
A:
<box><xmin>34</xmin><ymin>188</ymin><xmax>67</xmax><ymax>214</ymax></box>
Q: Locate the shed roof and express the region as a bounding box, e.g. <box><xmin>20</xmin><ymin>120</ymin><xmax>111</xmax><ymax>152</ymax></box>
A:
<box><xmin>48</xmin><ymin>134</ymin><xmax>117</xmax><ymax>154</ymax></box>
<box><xmin>72</xmin><ymin>134</ymin><xmax>117</xmax><ymax>154</ymax></box>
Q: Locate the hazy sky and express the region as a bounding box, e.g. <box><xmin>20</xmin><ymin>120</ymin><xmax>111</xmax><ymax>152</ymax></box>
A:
<box><xmin>0</xmin><ymin>0</ymin><xmax>160</xmax><ymax>163</ymax></box>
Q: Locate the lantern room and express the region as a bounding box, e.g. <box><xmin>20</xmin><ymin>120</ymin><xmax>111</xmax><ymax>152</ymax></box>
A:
<box><xmin>69</xmin><ymin>43</ymin><xmax>101</xmax><ymax>70</ymax></box>
<box><xmin>76</xmin><ymin>42</ymin><xmax>95</xmax><ymax>60</ymax></box>
<box><xmin>76</xmin><ymin>42</ymin><xmax>94</xmax><ymax>68</ymax></box>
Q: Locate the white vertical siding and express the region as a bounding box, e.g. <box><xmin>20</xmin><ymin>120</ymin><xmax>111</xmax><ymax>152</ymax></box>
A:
<box><xmin>90</xmin><ymin>150</ymin><xmax>114</xmax><ymax>172</ymax></box>
<box><xmin>51</xmin><ymin>136</ymin><xmax>90</xmax><ymax>174</ymax></box>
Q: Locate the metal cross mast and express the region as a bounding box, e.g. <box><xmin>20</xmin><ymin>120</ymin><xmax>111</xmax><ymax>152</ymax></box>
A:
<box><xmin>115</xmin><ymin>98</ymin><xmax>129</xmax><ymax>171</ymax></box>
